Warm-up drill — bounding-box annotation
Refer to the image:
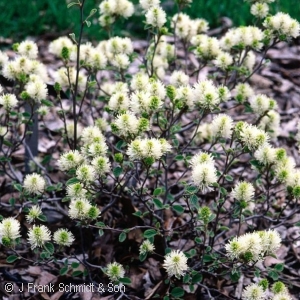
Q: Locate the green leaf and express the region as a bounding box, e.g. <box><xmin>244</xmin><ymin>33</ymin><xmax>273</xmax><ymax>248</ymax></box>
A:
<box><xmin>274</xmin><ymin>263</ymin><xmax>284</xmax><ymax>272</ymax></box>
<box><xmin>189</xmin><ymin>194</ymin><xmax>199</xmax><ymax>209</ymax></box>
<box><xmin>37</xmin><ymin>214</ymin><xmax>47</xmax><ymax>222</ymax></box>
<box><xmin>98</xmin><ymin>229</ymin><xmax>104</xmax><ymax>236</ymax></box>
<box><xmin>171</xmin><ymin>287</ymin><xmax>185</xmax><ymax>298</ymax></box>
<box><xmin>191</xmin><ymin>273</ymin><xmax>202</xmax><ymax>284</ymax></box>
<box><xmin>220</xmin><ymin>187</ymin><xmax>228</xmax><ymax>196</ymax></box>
<box><xmin>132</xmin><ymin>211</ymin><xmax>142</xmax><ymax>217</ymax></box>
<box><xmin>225</xmin><ymin>174</ymin><xmax>233</xmax><ymax>181</ymax></box>
<box><xmin>66</xmin><ymin>177</ymin><xmax>80</xmax><ymax>186</ymax></box>
<box><xmin>139</xmin><ymin>253</ymin><xmax>147</xmax><ymax>262</ymax></box>
<box><xmin>116</xmin><ymin>140</ymin><xmax>126</xmax><ymax>150</ymax></box>
<box><xmin>113</xmin><ymin>166</ymin><xmax>123</xmax><ymax>177</ymax></box>
<box><xmin>119</xmin><ymin>232</ymin><xmax>127</xmax><ymax>242</ymax></box>
<box><xmin>153</xmin><ymin>188</ymin><xmax>163</xmax><ymax>196</ymax></box>
<box><xmin>44</xmin><ymin>242</ymin><xmax>54</xmax><ymax>254</ymax></box>
<box><xmin>9</xmin><ymin>198</ymin><xmax>16</xmax><ymax>206</ymax></box>
<box><xmin>153</xmin><ymin>198</ymin><xmax>164</xmax><ymax>209</ymax></box>
<box><xmin>59</xmin><ymin>266</ymin><xmax>69</xmax><ymax>275</ymax></box>
<box><xmin>6</xmin><ymin>255</ymin><xmax>19</xmax><ymax>263</ymax></box>
<box><xmin>185</xmin><ymin>186</ymin><xmax>198</xmax><ymax>194</ymax></box>
<box><xmin>173</xmin><ymin>205</ymin><xmax>184</xmax><ymax>214</ymax></box>
<box><xmin>67</xmin><ymin>2</ymin><xmax>78</xmax><ymax>8</ymax></box>
<box><xmin>95</xmin><ymin>222</ymin><xmax>105</xmax><ymax>228</ymax></box>
<box><xmin>3</xmin><ymin>139</ymin><xmax>13</xmax><ymax>147</ymax></box>
<box><xmin>119</xmin><ymin>277</ymin><xmax>131</xmax><ymax>284</ymax></box>
<box><xmin>143</xmin><ymin>229</ymin><xmax>157</xmax><ymax>239</ymax></box>
<box><xmin>202</xmin><ymin>254</ymin><xmax>213</xmax><ymax>262</ymax></box>
<box><xmin>71</xmin><ymin>262</ymin><xmax>80</xmax><ymax>269</ymax></box>
<box><xmin>14</xmin><ymin>183</ymin><xmax>23</xmax><ymax>192</ymax></box>
<box><xmin>175</xmin><ymin>155</ymin><xmax>184</xmax><ymax>161</ymax></box>
<box><xmin>72</xmin><ymin>270</ymin><xmax>83</xmax><ymax>277</ymax></box>
<box><xmin>41</xmin><ymin>99</ymin><xmax>54</xmax><ymax>107</ymax></box>
<box><xmin>268</xmin><ymin>270</ymin><xmax>279</xmax><ymax>281</ymax></box>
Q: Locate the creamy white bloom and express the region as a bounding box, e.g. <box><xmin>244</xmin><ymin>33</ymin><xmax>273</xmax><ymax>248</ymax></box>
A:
<box><xmin>28</xmin><ymin>225</ymin><xmax>51</xmax><ymax>249</ymax></box>
<box><xmin>170</xmin><ymin>71</ymin><xmax>189</xmax><ymax>87</ymax></box>
<box><xmin>250</xmin><ymin>3</ymin><xmax>269</xmax><ymax>18</ymax></box>
<box><xmin>259</xmin><ymin>110</ymin><xmax>280</xmax><ymax>139</ymax></box>
<box><xmin>140</xmin><ymin>0</ymin><xmax>160</xmax><ymax>10</ymax></box>
<box><xmin>53</xmin><ymin>229</ymin><xmax>75</xmax><ymax>247</ymax></box>
<box><xmin>191</xmin><ymin>162</ymin><xmax>218</xmax><ymax>192</ymax></box>
<box><xmin>99</xmin><ymin>0</ymin><xmax>117</xmax><ymax>15</ymax></box>
<box><xmin>238</xmin><ymin>232</ymin><xmax>263</xmax><ymax>262</ymax></box>
<box><xmin>81</xmin><ymin>126</ymin><xmax>105</xmax><ymax>145</ymax></box>
<box><xmin>25</xmin><ymin>76</ymin><xmax>48</xmax><ymax>102</ymax></box>
<box><xmin>195</xmin><ymin>35</ymin><xmax>220</xmax><ymax>60</ymax></box>
<box><xmin>23</xmin><ymin>173</ymin><xmax>46</xmax><ymax>194</ymax></box>
<box><xmin>242</xmin><ymin>51</ymin><xmax>256</xmax><ymax>71</ymax></box>
<box><xmin>147</xmin><ymin>79</ymin><xmax>166</xmax><ymax>99</ymax></box>
<box><xmin>242</xmin><ymin>283</ymin><xmax>266</xmax><ymax>300</ymax></box>
<box><xmin>175</xmin><ymin>85</ymin><xmax>195</xmax><ymax>109</ymax></box>
<box><xmin>106</xmin><ymin>262</ymin><xmax>125</xmax><ymax>282</ymax></box>
<box><xmin>76</xmin><ymin>164</ymin><xmax>96</xmax><ymax>183</ymax></box>
<box><xmin>49</xmin><ymin>36</ymin><xmax>74</xmax><ymax>57</ymax></box>
<box><xmin>58</xmin><ymin>150</ymin><xmax>84</xmax><ymax>171</ymax></box>
<box><xmin>163</xmin><ymin>250</ymin><xmax>188</xmax><ymax>278</ymax></box>
<box><xmin>239</xmin><ymin>124</ymin><xmax>269</xmax><ymax>151</ymax></box>
<box><xmin>99</xmin><ymin>14</ymin><xmax>115</xmax><ymax>27</ymax></box>
<box><xmin>0</xmin><ymin>218</ymin><xmax>21</xmax><ymax>242</ymax></box>
<box><xmin>190</xmin><ymin>152</ymin><xmax>215</xmax><ymax>167</ymax></box>
<box><xmin>139</xmin><ymin>240</ymin><xmax>155</xmax><ymax>255</ymax></box>
<box><xmin>131</xmin><ymin>72</ymin><xmax>150</xmax><ymax>91</ymax></box>
<box><xmin>67</xmin><ymin>182</ymin><xmax>87</xmax><ymax>199</ymax></box>
<box><xmin>54</xmin><ymin>67</ymin><xmax>87</xmax><ymax>92</ymax></box>
<box><xmin>87</xmin><ymin>141</ymin><xmax>108</xmax><ymax>157</ymax></box>
<box><xmin>17</xmin><ymin>41</ymin><xmax>38</xmax><ymax>59</ymax></box>
<box><xmin>272</xmin><ymin>294</ymin><xmax>293</xmax><ymax>300</ymax></box>
<box><xmin>0</xmin><ymin>93</ymin><xmax>18</xmax><ymax>110</ymax></box>
<box><xmin>26</xmin><ymin>205</ymin><xmax>43</xmax><ymax>223</ymax></box>
<box><xmin>115</xmin><ymin>0</ymin><xmax>134</xmax><ymax>18</ymax></box>
<box><xmin>234</xmin><ymin>83</ymin><xmax>254</xmax><ymax>103</ymax></box>
<box><xmin>113</xmin><ymin>112</ymin><xmax>139</xmax><ymax>136</ymax></box>
<box><xmin>0</xmin><ymin>51</ymin><xmax>8</xmax><ymax>68</ymax></box>
<box><xmin>250</xmin><ymin>94</ymin><xmax>277</xmax><ymax>116</ymax></box>
<box><xmin>108</xmin><ymin>91</ymin><xmax>130</xmax><ymax>111</ymax></box>
<box><xmin>145</xmin><ymin>6</ymin><xmax>167</xmax><ymax>28</ymax></box>
<box><xmin>68</xmin><ymin>198</ymin><xmax>92</xmax><ymax>220</ymax></box>
<box><xmin>211</xmin><ymin>114</ymin><xmax>233</xmax><ymax>139</ymax></box>
<box><xmin>258</xmin><ymin>229</ymin><xmax>281</xmax><ymax>255</ymax></box>
<box><xmin>231</xmin><ymin>181</ymin><xmax>255</xmax><ymax>203</ymax></box>
<box><xmin>213</xmin><ymin>51</ymin><xmax>233</xmax><ymax>70</ymax></box>
<box><xmin>91</xmin><ymin>156</ymin><xmax>111</xmax><ymax>176</ymax></box>
<box><xmin>254</xmin><ymin>144</ymin><xmax>276</xmax><ymax>165</ymax></box>
<box><xmin>193</xmin><ymin>80</ymin><xmax>220</xmax><ymax>110</ymax></box>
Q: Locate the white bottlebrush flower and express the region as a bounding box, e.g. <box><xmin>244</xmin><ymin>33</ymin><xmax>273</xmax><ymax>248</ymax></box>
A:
<box><xmin>115</xmin><ymin>0</ymin><xmax>134</xmax><ymax>18</ymax></box>
<box><xmin>65</xmin><ymin>120</ymin><xmax>83</xmax><ymax>140</ymax></box>
<box><xmin>259</xmin><ymin>110</ymin><xmax>280</xmax><ymax>139</ymax></box>
<box><xmin>67</xmin><ymin>182</ymin><xmax>87</xmax><ymax>199</ymax></box>
<box><xmin>169</xmin><ymin>71</ymin><xmax>189</xmax><ymax>87</ymax></box>
<box><xmin>68</xmin><ymin>198</ymin><xmax>92</xmax><ymax>220</ymax></box>
<box><xmin>242</xmin><ymin>283</ymin><xmax>266</xmax><ymax>300</ymax></box>
<box><xmin>175</xmin><ymin>85</ymin><xmax>195</xmax><ymax>109</ymax></box>
<box><xmin>76</xmin><ymin>164</ymin><xmax>96</xmax><ymax>183</ymax></box>
<box><xmin>81</xmin><ymin>126</ymin><xmax>105</xmax><ymax>145</ymax></box>
<box><xmin>49</xmin><ymin>36</ymin><xmax>74</xmax><ymax>58</ymax></box>
<box><xmin>106</xmin><ymin>262</ymin><xmax>125</xmax><ymax>282</ymax></box>
<box><xmin>108</xmin><ymin>91</ymin><xmax>130</xmax><ymax>112</ymax></box>
<box><xmin>26</xmin><ymin>205</ymin><xmax>43</xmax><ymax>223</ymax></box>
<box><xmin>37</xmin><ymin>105</ymin><xmax>49</xmax><ymax>116</ymax></box>
<box><xmin>23</xmin><ymin>173</ymin><xmax>46</xmax><ymax>194</ymax></box>
<box><xmin>57</xmin><ymin>150</ymin><xmax>84</xmax><ymax>171</ymax></box>
<box><xmin>258</xmin><ymin>229</ymin><xmax>281</xmax><ymax>255</ymax></box>
<box><xmin>0</xmin><ymin>51</ymin><xmax>8</xmax><ymax>68</ymax></box>
<box><xmin>234</xmin><ymin>83</ymin><xmax>254</xmax><ymax>103</ymax></box>
<box><xmin>53</xmin><ymin>229</ymin><xmax>75</xmax><ymax>247</ymax></box>
<box><xmin>237</xmin><ymin>232</ymin><xmax>263</xmax><ymax>262</ymax></box>
<box><xmin>191</xmin><ymin>162</ymin><xmax>218</xmax><ymax>193</ymax></box>
<box><xmin>99</xmin><ymin>0</ymin><xmax>117</xmax><ymax>15</ymax></box>
<box><xmin>131</xmin><ymin>72</ymin><xmax>150</xmax><ymax>91</ymax></box>
<box><xmin>145</xmin><ymin>6</ymin><xmax>167</xmax><ymax>28</ymax></box>
<box><xmin>250</xmin><ymin>94</ymin><xmax>277</xmax><ymax>116</ymax></box>
<box><xmin>0</xmin><ymin>94</ymin><xmax>18</xmax><ymax>110</ymax></box>
<box><xmin>147</xmin><ymin>79</ymin><xmax>166</xmax><ymax>99</ymax></box>
<box><xmin>263</xmin><ymin>12</ymin><xmax>300</xmax><ymax>39</ymax></box>
<box><xmin>25</xmin><ymin>76</ymin><xmax>48</xmax><ymax>102</ymax></box>
<box><xmin>193</xmin><ymin>80</ymin><xmax>220</xmax><ymax>110</ymax></box>
<box><xmin>254</xmin><ymin>144</ymin><xmax>276</xmax><ymax>165</ymax></box>
<box><xmin>17</xmin><ymin>40</ymin><xmax>38</xmax><ymax>59</ymax></box>
<box><xmin>213</xmin><ymin>51</ymin><xmax>233</xmax><ymax>70</ymax></box>
<box><xmin>211</xmin><ymin>114</ymin><xmax>233</xmax><ymax>139</ymax></box>
<box><xmin>110</xmin><ymin>53</ymin><xmax>130</xmax><ymax>70</ymax></box>
<box><xmin>190</xmin><ymin>152</ymin><xmax>215</xmax><ymax>167</ymax></box>
<box><xmin>113</xmin><ymin>112</ymin><xmax>139</xmax><ymax>136</ymax></box>
<box><xmin>99</xmin><ymin>14</ymin><xmax>115</xmax><ymax>27</ymax></box>
<box><xmin>231</xmin><ymin>182</ymin><xmax>255</xmax><ymax>203</ymax></box>
<box><xmin>250</xmin><ymin>3</ymin><xmax>269</xmax><ymax>18</ymax></box>
<box><xmin>239</xmin><ymin>124</ymin><xmax>269</xmax><ymax>151</ymax></box>
<box><xmin>242</xmin><ymin>51</ymin><xmax>256</xmax><ymax>71</ymax></box>
<box><xmin>91</xmin><ymin>156</ymin><xmax>111</xmax><ymax>176</ymax></box>
<box><xmin>28</xmin><ymin>225</ymin><xmax>51</xmax><ymax>249</ymax></box>
<box><xmin>0</xmin><ymin>218</ymin><xmax>21</xmax><ymax>242</ymax></box>
<box><xmin>272</xmin><ymin>294</ymin><xmax>293</xmax><ymax>300</ymax></box>
<box><xmin>194</xmin><ymin>36</ymin><xmax>221</xmax><ymax>60</ymax></box>
<box><xmin>225</xmin><ymin>237</ymin><xmax>244</xmax><ymax>260</ymax></box>
<box><xmin>139</xmin><ymin>240</ymin><xmax>155</xmax><ymax>255</ymax></box>
<box><xmin>87</xmin><ymin>141</ymin><xmax>108</xmax><ymax>157</ymax></box>
<box><xmin>139</xmin><ymin>0</ymin><xmax>160</xmax><ymax>10</ymax></box>
<box><xmin>163</xmin><ymin>250</ymin><xmax>188</xmax><ymax>279</ymax></box>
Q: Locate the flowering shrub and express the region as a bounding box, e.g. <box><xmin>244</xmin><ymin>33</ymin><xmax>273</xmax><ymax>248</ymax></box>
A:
<box><xmin>0</xmin><ymin>0</ymin><xmax>299</xmax><ymax>298</ymax></box>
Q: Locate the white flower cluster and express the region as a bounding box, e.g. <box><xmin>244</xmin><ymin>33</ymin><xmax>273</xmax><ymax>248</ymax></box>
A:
<box><xmin>0</xmin><ymin>218</ymin><xmax>21</xmax><ymax>246</ymax></box>
<box><xmin>172</xmin><ymin>13</ymin><xmax>209</xmax><ymax>41</ymax></box>
<box><xmin>99</xmin><ymin>0</ymin><xmax>134</xmax><ymax>27</ymax></box>
<box><xmin>211</xmin><ymin>114</ymin><xmax>234</xmax><ymax>139</ymax></box>
<box><xmin>226</xmin><ymin>230</ymin><xmax>281</xmax><ymax>263</ymax></box>
<box><xmin>126</xmin><ymin>138</ymin><xmax>172</xmax><ymax>162</ymax></box>
<box><xmin>23</xmin><ymin>173</ymin><xmax>46</xmax><ymax>195</ymax></box>
<box><xmin>193</xmin><ymin>35</ymin><xmax>221</xmax><ymax>61</ymax></box>
<box><xmin>242</xmin><ymin>280</ymin><xmax>293</xmax><ymax>300</ymax></box>
<box><xmin>190</xmin><ymin>151</ymin><xmax>218</xmax><ymax>193</ymax></box>
<box><xmin>249</xmin><ymin>94</ymin><xmax>277</xmax><ymax>116</ymax></box>
<box><xmin>263</xmin><ymin>12</ymin><xmax>300</xmax><ymax>39</ymax></box>
<box><xmin>250</xmin><ymin>3</ymin><xmax>269</xmax><ymax>19</ymax></box>
<box><xmin>163</xmin><ymin>250</ymin><xmax>188</xmax><ymax>278</ymax></box>
<box><xmin>105</xmin><ymin>262</ymin><xmax>125</xmax><ymax>282</ymax></box>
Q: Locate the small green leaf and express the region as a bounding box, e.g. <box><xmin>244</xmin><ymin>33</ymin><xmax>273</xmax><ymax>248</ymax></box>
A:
<box><xmin>41</xmin><ymin>99</ymin><xmax>54</xmax><ymax>107</ymax></box>
<box><xmin>119</xmin><ymin>232</ymin><xmax>127</xmax><ymax>242</ymax></box>
<box><xmin>139</xmin><ymin>253</ymin><xmax>147</xmax><ymax>262</ymax></box>
<box><xmin>191</xmin><ymin>273</ymin><xmax>202</xmax><ymax>284</ymax></box>
<box><xmin>153</xmin><ymin>198</ymin><xmax>164</xmax><ymax>209</ymax></box>
<box><xmin>225</xmin><ymin>174</ymin><xmax>233</xmax><ymax>181</ymax></box>
<box><xmin>143</xmin><ymin>229</ymin><xmax>157</xmax><ymax>239</ymax></box>
<box><xmin>14</xmin><ymin>183</ymin><xmax>23</xmax><ymax>192</ymax></box>
<box><xmin>66</xmin><ymin>177</ymin><xmax>80</xmax><ymax>186</ymax></box>
<box><xmin>119</xmin><ymin>277</ymin><xmax>131</xmax><ymax>284</ymax></box>
<box><xmin>153</xmin><ymin>188</ymin><xmax>163</xmax><ymax>196</ymax></box>
<box><xmin>116</xmin><ymin>140</ymin><xmax>126</xmax><ymax>150</ymax></box>
<box><xmin>72</xmin><ymin>270</ymin><xmax>83</xmax><ymax>277</ymax></box>
<box><xmin>98</xmin><ymin>229</ymin><xmax>104</xmax><ymax>236</ymax></box>
<box><xmin>6</xmin><ymin>255</ymin><xmax>19</xmax><ymax>263</ymax></box>
<box><xmin>175</xmin><ymin>155</ymin><xmax>184</xmax><ymax>161</ymax></box>
<box><xmin>171</xmin><ymin>287</ymin><xmax>185</xmax><ymax>298</ymax></box>
<box><xmin>44</xmin><ymin>242</ymin><xmax>54</xmax><ymax>254</ymax></box>
<box><xmin>59</xmin><ymin>266</ymin><xmax>69</xmax><ymax>275</ymax></box>
<box><xmin>274</xmin><ymin>263</ymin><xmax>284</xmax><ymax>272</ymax></box>
<box><xmin>173</xmin><ymin>205</ymin><xmax>184</xmax><ymax>214</ymax></box>
<box><xmin>189</xmin><ymin>194</ymin><xmax>199</xmax><ymax>209</ymax></box>
<box><xmin>37</xmin><ymin>214</ymin><xmax>47</xmax><ymax>222</ymax></box>
<box><xmin>9</xmin><ymin>198</ymin><xmax>16</xmax><ymax>206</ymax></box>
<box><xmin>71</xmin><ymin>262</ymin><xmax>80</xmax><ymax>269</ymax></box>
<box><xmin>268</xmin><ymin>270</ymin><xmax>279</xmax><ymax>281</ymax></box>
<box><xmin>113</xmin><ymin>166</ymin><xmax>123</xmax><ymax>177</ymax></box>
<box><xmin>95</xmin><ymin>222</ymin><xmax>105</xmax><ymax>227</ymax></box>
